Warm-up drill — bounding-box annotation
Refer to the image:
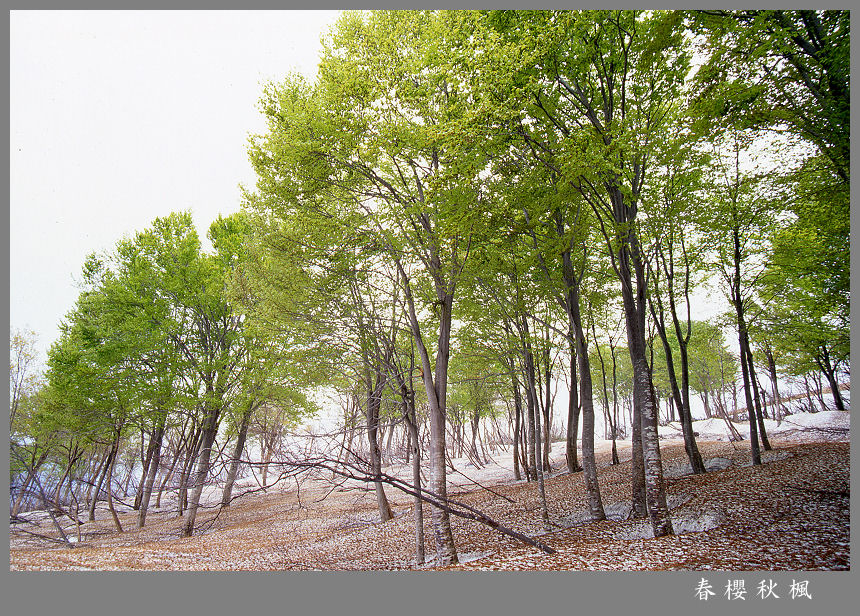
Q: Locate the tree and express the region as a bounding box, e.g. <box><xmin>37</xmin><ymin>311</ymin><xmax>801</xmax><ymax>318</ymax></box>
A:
<box><xmin>10</xmin><ymin>329</ymin><xmax>41</xmax><ymax>433</ymax></box>
<box><xmin>699</xmin><ymin>130</ymin><xmax>785</xmax><ymax>463</ymax></box>
<box><xmin>643</xmin><ymin>126</ymin><xmax>709</xmax><ymax>474</ymax></box>
<box><xmin>490</xmin><ymin>9</ymin><xmax>685</xmax><ymax>535</ymax></box>
<box><xmin>758</xmin><ymin>160</ymin><xmax>849</xmax><ymax>409</ymax></box>
<box><xmin>246</xmin><ymin>10</ymin><xmax>492</xmax><ymax>564</ymax></box>
<box><xmin>128</xmin><ymin>213</ymin><xmax>248</xmax><ymax>536</ymax></box>
<box><xmin>692</xmin><ymin>10</ymin><xmax>849</xmax><ymax>184</ymax></box>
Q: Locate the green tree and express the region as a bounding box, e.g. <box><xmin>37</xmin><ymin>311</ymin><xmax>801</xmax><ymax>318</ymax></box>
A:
<box><xmin>692</xmin><ymin>10</ymin><xmax>849</xmax><ymax>184</ymax></box>
<box><xmin>482</xmin><ymin>9</ymin><xmax>686</xmax><ymax>535</ymax></box>
<box><xmin>246</xmin><ymin>10</ymin><xmax>492</xmax><ymax>564</ymax></box>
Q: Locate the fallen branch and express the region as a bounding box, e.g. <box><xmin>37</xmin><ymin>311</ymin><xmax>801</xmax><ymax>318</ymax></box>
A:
<box><xmin>258</xmin><ymin>454</ymin><xmax>557</xmax><ymax>556</ymax></box>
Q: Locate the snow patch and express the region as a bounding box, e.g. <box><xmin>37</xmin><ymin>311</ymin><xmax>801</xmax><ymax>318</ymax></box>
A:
<box><xmin>741</xmin><ymin>449</ymin><xmax>794</xmax><ymax>467</ymax></box>
<box><xmin>611</xmin><ymin>508</ymin><xmax>726</xmax><ymax>541</ymax></box>
<box><xmin>663</xmin><ymin>456</ymin><xmax>733</xmax><ymax>478</ymax></box>
<box><xmin>562</xmin><ymin>492</ymin><xmax>692</xmax><ymax>526</ymax></box>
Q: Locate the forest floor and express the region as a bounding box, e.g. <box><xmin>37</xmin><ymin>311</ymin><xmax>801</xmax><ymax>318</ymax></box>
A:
<box><xmin>10</xmin><ymin>417</ymin><xmax>850</xmax><ymax>571</ymax></box>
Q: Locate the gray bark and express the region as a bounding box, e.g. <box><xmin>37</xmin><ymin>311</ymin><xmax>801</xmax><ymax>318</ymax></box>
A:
<box><xmin>617</xmin><ymin>191</ymin><xmax>672</xmax><ymax>537</ymax></box>
<box><xmin>183</xmin><ymin>401</ymin><xmax>221</xmax><ymax>537</ymax></box>
<box><xmin>222</xmin><ymin>405</ymin><xmax>255</xmax><ymax>508</ymax></box>
<box><xmin>138</xmin><ymin>416</ymin><xmax>165</xmax><ymax>527</ymax></box>
<box><xmin>366</xmin><ymin>381</ymin><xmax>394</xmax><ymax>523</ymax></box>
<box><xmin>401</xmin><ymin>269</ymin><xmax>458</xmax><ymax>565</ymax></box>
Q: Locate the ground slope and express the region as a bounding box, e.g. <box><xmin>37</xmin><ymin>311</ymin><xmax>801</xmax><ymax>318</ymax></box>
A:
<box><xmin>10</xmin><ymin>436</ymin><xmax>849</xmax><ymax>571</ymax></box>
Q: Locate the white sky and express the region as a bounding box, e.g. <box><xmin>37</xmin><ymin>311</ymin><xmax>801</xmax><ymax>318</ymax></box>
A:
<box><xmin>10</xmin><ymin>10</ymin><xmax>344</xmax><ymax>361</ymax></box>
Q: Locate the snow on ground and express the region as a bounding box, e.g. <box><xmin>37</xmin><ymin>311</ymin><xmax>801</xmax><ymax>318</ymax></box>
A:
<box><xmin>10</xmin><ymin>408</ymin><xmax>850</xmax><ymax>571</ymax></box>
<box><xmin>658</xmin><ymin>408</ymin><xmax>850</xmax><ymax>442</ymax></box>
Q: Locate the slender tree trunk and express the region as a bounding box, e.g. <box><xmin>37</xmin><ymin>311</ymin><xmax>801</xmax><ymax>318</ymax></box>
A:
<box><xmin>122</xmin><ymin>453</ymin><xmax>137</xmax><ymax>498</ymax></box>
<box><xmin>617</xmin><ymin>202</ymin><xmax>672</xmax><ymax>536</ymax></box>
<box><xmin>764</xmin><ymin>345</ymin><xmax>784</xmax><ymax>421</ymax></box>
<box><xmin>541</xmin><ymin>349</ymin><xmax>552</xmax><ymax>473</ymax></box>
<box><xmin>566</xmin><ymin>344</ymin><xmax>581</xmax><ymax>473</ymax></box>
<box><xmin>609</xmin><ymin>340</ymin><xmax>620</xmax><ymax>465</ymax></box>
<box><xmin>366</xmin><ymin>379</ymin><xmax>393</xmax><ymax>523</ymax></box>
<box><xmin>511</xmin><ymin>372</ymin><xmax>522</xmax><ymax>481</ymax></box>
<box><xmin>731</xmin><ymin>223</ymin><xmax>761</xmax><ymax>466</ymax></box>
<box><xmin>88</xmin><ymin>447</ymin><xmax>113</xmax><ymax>522</ymax></box>
<box><xmin>524</xmin><ymin>358</ymin><xmax>537</xmax><ymax>482</ymax></box>
<box><xmin>564</xmin><ymin>282</ymin><xmax>604</xmax><ymax>520</ymax></box>
<box><xmin>746</xmin><ymin>347</ymin><xmax>772</xmax><ymax>450</ymax></box>
<box><xmin>470</xmin><ymin>407</ymin><xmax>482</xmax><ymax>467</ymax></box>
<box><xmin>523</xmin><ymin>339</ymin><xmax>549</xmax><ymax>529</ymax></box>
<box><xmin>155</xmin><ymin>440</ymin><xmax>181</xmax><ymax>510</ymax></box>
<box><xmin>105</xmin><ymin>435</ymin><xmax>123</xmax><ymax>533</ymax></box>
<box><xmin>701</xmin><ymin>390</ymin><xmax>712</xmax><ymax>419</ymax></box>
<box><xmin>221</xmin><ymin>405</ymin><xmax>255</xmax><ymax>508</ymax></box>
<box><xmin>401</xmin><ymin>271</ymin><xmax>458</xmax><ymax>565</ymax></box>
<box><xmin>735</xmin><ymin>312</ymin><xmax>761</xmax><ymax>464</ymax></box>
<box><xmin>83</xmin><ymin>452</ymin><xmax>103</xmax><ymax>512</ymax></box>
<box><xmin>400</xmin><ymin>380</ymin><xmax>425</xmax><ymax>565</ymax></box>
<box><xmin>183</xmin><ymin>399</ymin><xmax>221</xmax><ymax>537</ymax></box>
<box><xmin>138</xmin><ymin>416</ymin><xmax>165</xmax><ymax>527</ymax></box>
<box><xmin>134</xmin><ymin>429</ymin><xmax>156</xmax><ymax>510</ymax></box>
<box><xmin>53</xmin><ymin>466</ymin><xmax>71</xmax><ymax>509</ymax></box>
<box><xmin>178</xmin><ymin>427</ymin><xmax>203</xmax><ymax>516</ymax></box>
<box><xmin>653</xmin><ymin>326</ymin><xmax>706</xmax><ymax>474</ymax></box>
<box><xmin>11</xmin><ymin>460</ymin><xmax>41</xmax><ymax>517</ymax></box>
<box><xmin>261</xmin><ymin>441</ymin><xmax>273</xmax><ymax>489</ymax></box>
<box><xmin>655</xmin><ymin>232</ymin><xmax>706</xmax><ymax>474</ymax></box>
<box><xmin>816</xmin><ymin>349</ymin><xmax>846</xmax><ymax>411</ymax></box>
<box><xmin>630</xmin><ymin>394</ymin><xmax>647</xmax><ymax>518</ymax></box>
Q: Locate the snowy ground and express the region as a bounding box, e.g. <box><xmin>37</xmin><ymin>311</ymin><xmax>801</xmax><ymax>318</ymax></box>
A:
<box><xmin>658</xmin><ymin>409</ymin><xmax>850</xmax><ymax>442</ymax></box>
<box><xmin>10</xmin><ymin>408</ymin><xmax>850</xmax><ymax>571</ymax></box>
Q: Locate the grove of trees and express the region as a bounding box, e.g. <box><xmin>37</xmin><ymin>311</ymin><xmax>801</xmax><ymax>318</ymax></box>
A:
<box><xmin>11</xmin><ymin>10</ymin><xmax>849</xmax><ymax>566</ymax></box>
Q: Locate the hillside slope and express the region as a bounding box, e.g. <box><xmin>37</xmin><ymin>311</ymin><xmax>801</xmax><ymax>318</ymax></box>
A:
<box><xmin>10</xmin><ymin>427</ymin><xmax>849</xmax><ymax>570</ymax></box>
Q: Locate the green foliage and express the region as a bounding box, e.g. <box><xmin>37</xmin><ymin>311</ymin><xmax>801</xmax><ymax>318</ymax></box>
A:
<box><xmin>17</xmin><ymin>11</ymin><xmax>849</xmax><ymax>523</ymax></box>
<box><xmin>685</xmin><ymin>320</ymin><xmax>738</xmax><ymax>399</ymax></box>
<box><xmin>691</xmin><ymin>10</ymin><xmax>849</xmax><ymax>182</ymax></box>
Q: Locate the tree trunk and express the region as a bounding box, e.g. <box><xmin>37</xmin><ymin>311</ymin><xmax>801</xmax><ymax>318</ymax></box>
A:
<box><xmin>764</xmin><ymin>344</ymin><xmax>785</xmax><ymax>421</ymax></box>
<box><xmin>402</xmin><ymin>274</ymin><xmax>458</xmax><ymax>565</ymax></box>
<box><xmin>183</xmin><ymin>400</ymin><xmax>221</xmax><ymax>537</ymax></box>
<box><xmin>701</xmin><ymin>389</ymin><xmax>712</xmax><ymax>419</ymax></box>
<box><xmin>731</xmin><ymin>223</ymin><xmax>761</xmax><ymax>466</ymax></box>
<box><xmin>617</xmin><ymin>200</ymin><xmax>672</xmax><ymax>536</ymax></box>
<box><xmin>470</xmin><ymin>407</ymin><xmax>482</xmax><ymax>466</ymax></box>
<box><xmin>510</xmin><ymin>362</ymin><xmax>523</xmax><ymax>481</ymax></box>
<box><xmin>523</xmin><ymin>338</ymin><xmax>549</xmax><ymax>529</ymax></box>
<box><xmin>401</xmin><ymin>380</ymin><xmax>425</xmax><ymax>565</ymax></box>
<box><xmin>816</xmin><ymin>348</ymin><xmax>846</xmax><ymax>411</ymax></box>
<box><xmin>566</xmin><ymin>344</ymin><xmax>581</xmax><ymax>473</ymax></box>
<box><xmin>138</xmin><ymin>417</ymin><xmax>165</xmax><ymax>527</ymax></box>
<box><xmin>122</xmin><ymin>452</ymin><xmax>137</xmax><ymax>498</ymax></box>
<box><xmin>261</xmin><ymin>441</ymin><xmax>273</xmax><ymax>490</ymax></box>
<box><xmin>155</xmin><ymin>439</ymin><xmax>181</xmax><ymax>510</ymax></box>
<box><xmin>745</xmin><ymin>347</ymin><xmax>772</xmax><ymax>450</ymax></box>
<box><xmin>541</xmin><ymin>350</ymin><xmax>552</xmax><ymax>474</ymax></box>
<box><xmin>11</xmin><ymin>464</ymin><xmax>38</xmax><ymax>517</ymax></box>
<box><xmin>178</xmin><ymin>427</ymin><xmax>203</xmax><ymax>516</ymax></box>
<box><xmin>106</xmin><ymin>436</ymin><xmax>123</xmax><ymax>533</ymax></box>
<box><xmin>524</xmin><ymin>358</ymin><xmax>537</xmax><ymax>482</ymax></box>
<box><xmin>88</xmin><ymin>448</ymin><xmax>113</xmax><ymax>522</ymax></box>
<box><xmin>52</xmin><ymin>465</ymin><xmax>71</xmax><ymax>510</ymax></box>
<box><xmin>221</xmin><ymin>405</ymin><xmax>254</xmax><ymax>508</ymax></box>
<box><xmin>366</xmin><ymin>381</ymin><xmax>394</xmax><ymax>523</ymax></box>
<box><xmin>609</xmin><ymin>340</ymin><xmax>620</xmax><ymax>465</ymax></box>
<box><xmin>562</xmin><ymin>271</ymin><xmax>605</xmax><ymax>520</ymax></box>
<box><xmin>134</xmin><ymin>426</ymin><xmax>159</xmax><ymax>510</ymax></box>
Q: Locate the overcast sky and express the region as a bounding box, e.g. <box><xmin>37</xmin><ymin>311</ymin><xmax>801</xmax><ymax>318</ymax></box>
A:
<box><xmin>10</xmin><ymin>10</ymin><xmax>344</xmax><ymax>361</ymax></box>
